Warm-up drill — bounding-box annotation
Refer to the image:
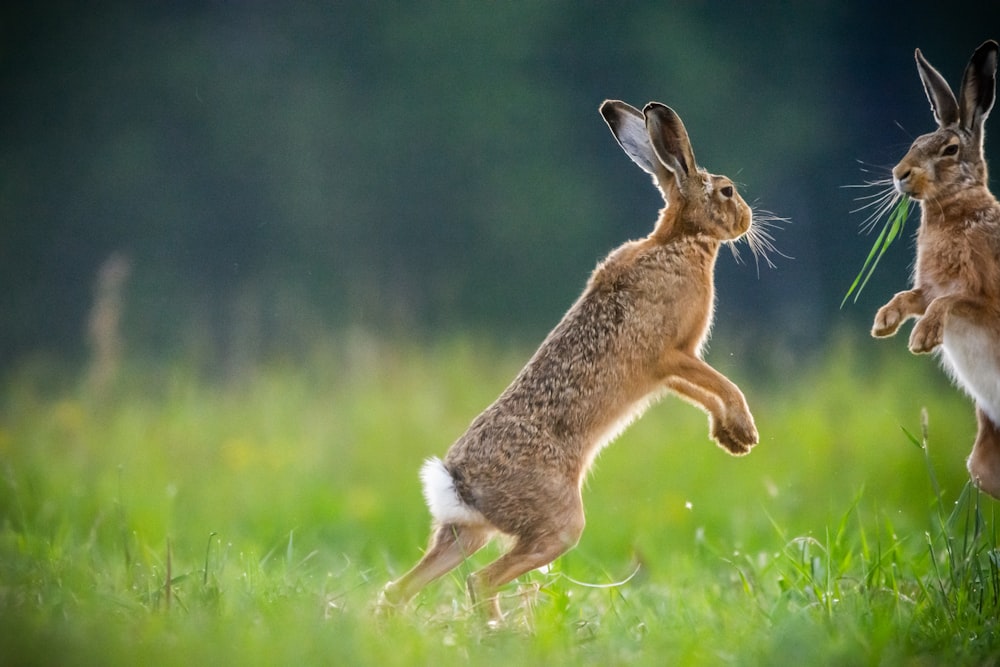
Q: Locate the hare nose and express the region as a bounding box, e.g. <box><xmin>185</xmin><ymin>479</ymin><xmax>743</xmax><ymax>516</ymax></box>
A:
<box><xmin>895</xmin><ymin>168</ymin><xmax>911</xmax><ymax>183</ymax></box>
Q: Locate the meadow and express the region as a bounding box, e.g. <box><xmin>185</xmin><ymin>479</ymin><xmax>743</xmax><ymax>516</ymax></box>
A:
<box><xmin>2</xmin><ymin>331</ymin><xmax>999</xmax><ymax>665</ymax></box>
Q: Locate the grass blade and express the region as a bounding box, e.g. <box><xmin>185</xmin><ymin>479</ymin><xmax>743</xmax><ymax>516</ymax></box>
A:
<box><xmin>842</xmin><ymin>194</ymin><xmax>914</xmax><ymax>306</ymax></box>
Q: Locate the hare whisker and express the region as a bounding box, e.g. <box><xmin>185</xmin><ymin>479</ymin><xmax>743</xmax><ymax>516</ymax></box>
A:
<box><xmin>846</xmin><ymin>179</ymin><xmax>902</xmax><ymax>234</ymax></box>
<box><xmin>860</xmin><ymin>194</ymin><xmax>902</xmax><ymax>234</ymax></box>
<box><xmin>856</xmin><ymin>194</ymin><xmax>899</xmax><ymax>224</ymax></box>
<box><xmin>847</xmin><ymin>182</ymin><xmax>897</xmax><ymax>206</ymax></box>
<box><xmin>850</xmin><ymin>189</ymin><xmax>896</xmax><ymax>205</ymax></box>
<box><xmin>728</xmin><ymin>242</ymin><xmax>744</xmax><ymax>266</ymax></box>
<box><xmin>842</xmin><ymin>176</ymin><xmax>895</xmax><ymax>190</ymax></box>
<box><xmin>852</xmin><ymin>159</ymin><xmax>903</xmax><ymax>176</ymax></box>
<box><xmin>734</xmin><ymin>211</ymin><xmax>791</xmax><ymax>274</ymax></box>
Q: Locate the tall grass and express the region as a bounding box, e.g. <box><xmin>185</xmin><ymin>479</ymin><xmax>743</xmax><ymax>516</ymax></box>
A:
<box><xmin>0</xmin><ymin>333</ymin><xmax>996</xmax><ymax>665</ymax></box>
<box><xmin>841</xmin><ymin>172</ymin><xmax>916</xmax><ymax>306</ymax></box>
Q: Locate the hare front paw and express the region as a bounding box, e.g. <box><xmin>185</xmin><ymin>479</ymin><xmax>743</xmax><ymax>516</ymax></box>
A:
<box><xmin>872</xmin><ymin>304</ymin><xmax>903</xmax><ymax>338</ymax></box>
<box><xmin>711</xmin><ymin>412</ymin><xmax>758</xmax><ymax>456</ymax></box>
<box><xmin>909</xmin><ymin>315</ymin><xmax>943</xmax><ymax>354</ymax></box>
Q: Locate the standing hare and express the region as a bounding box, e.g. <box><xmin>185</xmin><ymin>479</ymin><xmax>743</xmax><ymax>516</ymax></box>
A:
<box><xmin>872</xmin><ymin>40</ymin><xmax>1000</xmax><ymax>496</ymax></box>
<box><xmin>379</xmin><ymin>100</ymin><xmax>761</xmax><ymax>623</ymax></box>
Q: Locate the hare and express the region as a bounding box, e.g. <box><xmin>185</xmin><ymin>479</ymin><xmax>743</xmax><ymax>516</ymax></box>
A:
<box><xmin>378</xmin><ymin>100</ymin><xmax>760</xmax><ymax>623</ymax></box>
<box><xmin>872</xmin><ymin>40</ymin><xmax>1000</xmax><ymax>496</ymax></box>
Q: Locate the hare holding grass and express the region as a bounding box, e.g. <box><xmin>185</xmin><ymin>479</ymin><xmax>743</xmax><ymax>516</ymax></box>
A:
<box><xmin>872</xmin><ymin>40</ymin><xmax>1000</xmax><ymax>496</ymax></box>
<box><xmin>379</xmin><ymin>100</ymin><xmax>762</xmax><ymax>623</ymax></box>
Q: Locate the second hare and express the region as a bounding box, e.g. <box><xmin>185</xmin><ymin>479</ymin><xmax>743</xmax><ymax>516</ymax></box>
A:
<box><xmin>379</xmin><ymin>100</ymin><xmax>761</xmax><ymax>623</ymax></box>
<box><xmin>872</xmin><ymin>40</ymin><xmax>1000</xmax><ymax>496</ymax></box>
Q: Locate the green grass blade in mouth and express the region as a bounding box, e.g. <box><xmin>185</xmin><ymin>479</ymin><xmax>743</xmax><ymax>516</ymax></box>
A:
<box><xmin>841</xmin><ymin>195</ymin><xmax>914</xmax><ymax>307</ymax></box>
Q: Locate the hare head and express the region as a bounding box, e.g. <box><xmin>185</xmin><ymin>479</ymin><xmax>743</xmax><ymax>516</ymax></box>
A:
<box><xmin>600</xmin><ymin>101</ymin><xmax>752</xmax><ymax>244</ymax></box>
<box><xmin>893</xmin><ymin>40</ymin><xmax>998</xmax><ymax>202</ymax></box>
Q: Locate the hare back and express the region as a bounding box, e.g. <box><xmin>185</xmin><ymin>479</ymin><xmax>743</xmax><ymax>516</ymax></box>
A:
<box><xmin>943</xmin><ymin>318</ymin><xmax>1000</xmax><ymax>425</ymax></box>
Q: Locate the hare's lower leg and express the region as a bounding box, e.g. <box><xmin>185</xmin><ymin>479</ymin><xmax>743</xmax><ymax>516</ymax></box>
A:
<box><xmin>467</xmin><ymin>517</ymin><xmax>584</xmax><ymax>622</ymax></box>
<box><xmin>380</xmin><ymin>523</ymin><xmax>492</xmax><ymax>609</ymax></box>
<box><xmin>968</xmin><ymin>407</ymin><xmax>1000</xmax><ymax>499</ymax></box>
<box><xmin>661</xmin><ymin>353</ymin><xmax>757</xmax><ymax>454</ymax></box>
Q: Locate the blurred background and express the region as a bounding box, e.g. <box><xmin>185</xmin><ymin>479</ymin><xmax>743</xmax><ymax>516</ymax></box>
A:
<box><xmin>2</xmin><ymin>1</ymin><xmax>998</xmax><ymax>377</ymax></box>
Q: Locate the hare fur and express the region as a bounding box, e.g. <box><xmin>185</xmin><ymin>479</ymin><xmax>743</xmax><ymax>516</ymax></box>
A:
<box><xmin>379</xmin><ymin>100</ymin><xmax>759</xmax><ymax>622</ymax></box>
<box><xmin>871</xmin><ymin>40</ymin><xmax>1000</xmax><ymax>496</ymax></box>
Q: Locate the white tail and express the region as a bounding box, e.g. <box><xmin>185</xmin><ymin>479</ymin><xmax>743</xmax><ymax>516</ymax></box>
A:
<box><xmin>419</xmin><ymin>457</ymin><xmax>486</xmax><ymax>525</ymax></box>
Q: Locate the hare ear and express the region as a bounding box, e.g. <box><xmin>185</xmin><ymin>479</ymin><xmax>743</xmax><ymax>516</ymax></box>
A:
<box><xmin>643</xmin><ymin>102</ymin><xmax>697</xmax><ymax>187</ymax></box>
<box><xmin>600</xmin><ymin>100</ymin><xmax>660</xmax><ymax>176</ymax></box>
<box><xmin>916</xmin><ymin>48</ymin><xmax>960</xmax><ymax>127</ymax></box>
<box><xmin>957</xmin><ymin>39</ymin><xmax>998</xmax><ymax>136</ymax></box>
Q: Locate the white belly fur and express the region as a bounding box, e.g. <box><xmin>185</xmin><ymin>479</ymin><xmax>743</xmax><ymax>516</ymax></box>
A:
<box><xmin>942</xmin><ymin>319</ymin><xmax>1000</xmax><ymax>425</ymax></box>
<box><xmin>581</xmin><ymin>388</ymin><xmax>668</xmax><ymax>481</ymax></box>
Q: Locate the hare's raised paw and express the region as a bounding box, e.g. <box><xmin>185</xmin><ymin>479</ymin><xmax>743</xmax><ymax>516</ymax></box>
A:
<box><xmin>908</xmin><ymin>316</ymin><xmax>943</xmax><ymax>354</ymax></box>
<box><xmin>711</xmin><ymin>416</ymin><xmax>758</xmax><ymax>456</ymax></box>
<box><xmin>872</xmin><ymin>305</ymin><xmax>903</xmax><ymax>338</ymax></box>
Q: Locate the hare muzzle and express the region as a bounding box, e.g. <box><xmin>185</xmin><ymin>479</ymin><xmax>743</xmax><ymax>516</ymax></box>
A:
<box><xmin>892</xmin><ymin>163</ymin><xmax>921</xmax><ymax>198</ymax></box>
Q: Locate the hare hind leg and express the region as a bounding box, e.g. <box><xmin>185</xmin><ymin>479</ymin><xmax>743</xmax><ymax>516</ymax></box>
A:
<box><xmin>379</xmin><ymin>522</ymin><xmax>493</xmax><ymax>610</ymax></box>
<box><xmin>968</xmin><ymin>407</ymin><xmax>1000</xmax><ymax>500</ymax></box>
<box><xmin>467</xmin><ymin>510</ymin><xmax>585</xmax><ymax>622</ymax></box>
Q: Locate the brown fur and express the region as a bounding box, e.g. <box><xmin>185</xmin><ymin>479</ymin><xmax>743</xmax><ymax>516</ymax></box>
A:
<box><xmin>378</xmin><ymin>101</ymin><xmax>758</xmax><ymax>623</ymax></box>
<box><xmin>871</xmin><ymin>40</ymin><xmax>1000</xmax><ymax>496</ymax></box>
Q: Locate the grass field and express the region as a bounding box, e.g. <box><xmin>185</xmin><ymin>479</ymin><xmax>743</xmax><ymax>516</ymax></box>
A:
<box><xmin>2</xmin><ymin>331</ymin><xmax>999</xmax><ymax>665</ymax></box>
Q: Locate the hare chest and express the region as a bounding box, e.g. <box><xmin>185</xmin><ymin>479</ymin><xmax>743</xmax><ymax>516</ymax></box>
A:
<box><xmin>942</xmin><ymin>320</ymin><xmax>1000</xmax><ymax>425</ymax></box>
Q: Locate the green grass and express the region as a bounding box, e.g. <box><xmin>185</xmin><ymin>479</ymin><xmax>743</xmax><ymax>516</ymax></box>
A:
<box><xmin>2</xmin><ymin>333</ymin><xmax>999</xmax><ymax>665</ymax></box>
<box><xmin>843</xmin><ymin>193</ymin><xmax>915</xmax><ymax>306</ymax></box>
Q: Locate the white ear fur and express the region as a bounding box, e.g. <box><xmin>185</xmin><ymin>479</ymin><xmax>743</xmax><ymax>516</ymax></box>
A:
<box><xmin>916</xmin><ymin>48</ymin><xmax>960</xmax><ymax>128</ymax></box>
<box><xmin>958</xmin><ymin>40</ymin><xmax>998</xmax><ymax>135</ymax></box>
<box><xmin>600</xmin><ymin>100</ymin><xmax>660</xmax><ymax>176</ymax></box>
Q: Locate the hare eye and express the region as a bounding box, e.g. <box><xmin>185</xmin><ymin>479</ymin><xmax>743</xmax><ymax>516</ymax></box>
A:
<box><xmin>720</xmin><ymin>185</ymin><xmax>734</xmax><ymax>198</ymax></box>
<box><xmin>942</xmin><ymin>144</ymin><xmax>959</xmax><ymax>156</ymax></box>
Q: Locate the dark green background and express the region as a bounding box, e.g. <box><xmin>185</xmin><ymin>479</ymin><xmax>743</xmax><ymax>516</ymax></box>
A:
<box><xmin>3</xmin><ymin>2</ymin><xmax>997</xmax><ymax>370</ymax></box>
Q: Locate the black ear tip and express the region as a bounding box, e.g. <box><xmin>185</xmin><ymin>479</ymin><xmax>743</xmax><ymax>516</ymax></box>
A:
<box><xmin>642</xmin><ymin>103</ymin><xmax>681</xmax><ymax>127</ymax></box>
<box><xmin>642</xmin><ymin>101</ymin><xmax>668</xmax><ymax>116</ymax></box>
<box><xmin>983</xmin><ymin>40</ymin><xmax>999</xmax><ymax>66</ymax></box>
<box><xmin>599</xmin><ymin>100</ymin><xmax>618</xmax><ymax>122</ymax></box>
<box><xmin>600</xmin><ymin>100</ymin><xmax>644</xmax><ymax>125</ymax></box>
<box><xmin>970</xmin><ymin>40</ymin><xmax>999</xmax><ymax>76</ymax></box>
<box><xmin>973</xmin><ymin>40</ymin><xmax>999</xmax><ymax>59</ymax></box>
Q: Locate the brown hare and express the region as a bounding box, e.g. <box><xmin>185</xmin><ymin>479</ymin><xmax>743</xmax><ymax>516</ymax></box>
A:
<box><xmin>872</xmin><ymin>40</ymin><xmax>1000</xmax><ymax>496</ymax></box>
<box><xmin>379</xmin><ymin>100</ymin><xmax>762</xmax><ymax>623</ymax></box>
